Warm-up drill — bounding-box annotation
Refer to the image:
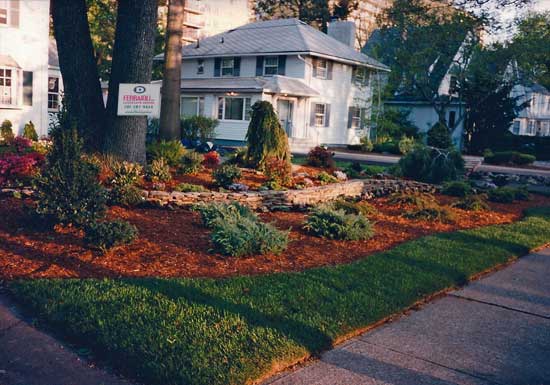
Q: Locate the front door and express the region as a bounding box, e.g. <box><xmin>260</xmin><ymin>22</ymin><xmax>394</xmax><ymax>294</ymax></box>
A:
<box><xmin>277</xmin><ymin>99</ymin><xmax>294</xmax><ymax>137</ymax></box>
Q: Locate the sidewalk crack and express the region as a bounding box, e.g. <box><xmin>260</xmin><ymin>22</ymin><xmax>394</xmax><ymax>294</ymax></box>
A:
<box><xmin>448</xmin><ymin>294</ymin><xmax>550</xmax><ymax>320</ymax></box>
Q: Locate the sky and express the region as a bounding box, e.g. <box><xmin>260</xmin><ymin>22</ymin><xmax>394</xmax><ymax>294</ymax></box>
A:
<box><xmin>488</xmin><ymin>0</ymin><xmax>550</xmax><ymax>42</ymax></box>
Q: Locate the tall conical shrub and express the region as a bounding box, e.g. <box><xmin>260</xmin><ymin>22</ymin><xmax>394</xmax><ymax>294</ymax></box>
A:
<box><xmin>245</xmin><ymin>101</ymin><xmax>290</xmax><ymax>170</ymax></box>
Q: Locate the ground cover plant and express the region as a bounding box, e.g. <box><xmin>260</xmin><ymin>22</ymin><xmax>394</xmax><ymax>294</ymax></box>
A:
<box><xmin>304</xmin><ymin>204</ymin><xmax>374</xmax><ymax>240</ymax></box>
<box><xmin>441</xmin><ymin>181</ymin><xmax>473</xmax><ymax>197</ymax></box>
<box><xmin>398</xmin><ymin>145</ymin><xmax>465</xmax><ymax>184</ymax></box>
<box><xmin>488</xmin><ymin>186</ymin><xmax>530</xmax><ymax>203</ymax></box>
<box><xmin>452</xmin><ymin>195</ymin><xmax>490</xmax><ymax>211</ymax></box>
<box><xmin>212</xmin><ymin>164</ymin><xmax>242</xmax><ymax>188</ymax></box>
<box><xmin>484</xmin><ymin>150</ymin><xmax>536</xmax><ymax>166</ymax></box>
<box><xmin>9</xmin><ymin>207</ymin><xmax>550</xmax><ymax>385</ymax></box>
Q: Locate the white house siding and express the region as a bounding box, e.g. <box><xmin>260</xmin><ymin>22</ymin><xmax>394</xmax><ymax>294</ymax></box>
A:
<box><xmin>510</xmin><ymin>85</ymin><xmax>550</xmax><ymax>137</ymax></box>
<box><xmin>0</xmin><ymin>0</ymin><xmax>50</xmax><ymax>137</ymax></box>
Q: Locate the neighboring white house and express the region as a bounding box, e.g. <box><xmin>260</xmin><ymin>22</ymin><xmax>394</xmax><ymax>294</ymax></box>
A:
<box><xmin>510</xmin><ymin>83</ymin><xmax>550</xmax><ymax>137</ymax></box>
<box><xmin>160</xmin><ymin>18</ymin><xmax>389</xmax><ymax>149</ymax></box>
<box><xmin>0</xmin><ymin>0</ymin><xmax>61</xmax><ymax>137</ymax></box>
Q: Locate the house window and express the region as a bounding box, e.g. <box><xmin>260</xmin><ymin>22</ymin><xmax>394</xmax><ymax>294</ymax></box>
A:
<box><xmin>181</xmin><ymin>96</ymin><xmax>204</xmax><ymax>117</ymax></box>
<box><xmin>448</xmin><ymin>110</ymin><xmax>456</xmax><ymax>128</ymax></box>
<box><xmin>197</xmin><ymin>59</ymin><xmax>204</xmax><ymax>75</ymax></box>
<box><xmin>512</xmin><ymin>120</ymin><xmax>520</xmax><ymax>134</ymax></box>
<box><xmin>449</xmin><ymin>76</ymin><xmax>458</xmax><ymax>94</ymax></box>
<box><xmin>0</xmin><ymin>67</ymin><xmax>13</xmax><ymax>105</ymax></box>
<box><xmin>352</xmin><ymin>67</ymin><xmax>368</xmax><ymax>86</ymax></box>
<box><xmin>221</xmin><ymin>58</ymin><xmax>235</xmax><ymax>77</ymax></box>
<box><xmin>527</xmin><ymin>120</ymin><xmax>535</xmax><ymax>134</ymax></box>
<box><xmin>218</xmin><ymin>97</ymin><xmax>252</xmax><ymax>121</ymax></box>
<box><xmin>263</xmin><ymin>56</ymin><xmax>278</xmax><ymax>76</ymax></box>
<box><xmin>350</xmin><ymin>107</ymin><xmax>361</xmax><ymax>128</ymax></box>
<box><xmin>47</xmin><ymin>77</ymin><xmax>60</xmax><ymax>111</ymax></box>
<box><xmin>314</xmin><ymin>103</ymin><xmax>326</xmax><ymax>126</ymax></box>
<box><xmin>314</xmin><ymin>59</ymin><xmax>328</xmax><ymax>79</ymax></box>
<box><xmin>0</xmin><ymin>0</ymin><xmax>9</xmax><ymax>25</ymax></box>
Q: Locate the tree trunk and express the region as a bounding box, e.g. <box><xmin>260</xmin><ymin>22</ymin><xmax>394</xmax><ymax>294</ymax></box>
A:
<box><xmin>51</xmin><ymin>0</ymin><xmax>106</xmax><ymax>151</ymax></box>
<box><xmin>159</xmin><ymin>0</ymin><xmax>185</xmax><ymax>141</ymax></box>
<box><xmin>104</xmin><ymin>0</ymin><xmax>159</xmax><ymax>164</ymax></box>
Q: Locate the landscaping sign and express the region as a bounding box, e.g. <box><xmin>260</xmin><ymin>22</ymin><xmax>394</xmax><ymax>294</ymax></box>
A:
<box><xmin>117</xmin><ymin>83</ymin><xmax>161</xmax><ymax>116</ymax></box>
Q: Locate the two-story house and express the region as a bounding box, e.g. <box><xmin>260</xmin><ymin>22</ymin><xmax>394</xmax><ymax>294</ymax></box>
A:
<box><xmin>0</xmin><ymin>0</ymin><xmax>61</xmax><ymax>137</ymax></box>
<box><xmin>170</xmin><ymin>18</ymin><xmax>389</xmax><ymax>150</ymax></box>
<box><xmin>510</xmin><ymin>83</ymin><xmax>550</xmax><ymax>137</ymax></box>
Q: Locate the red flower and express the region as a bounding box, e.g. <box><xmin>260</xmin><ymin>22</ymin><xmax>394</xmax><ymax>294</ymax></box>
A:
<box><xmin>202</xmin><ymin>151</ymin><xmax>220</xmax><ymax>168</ymax></box>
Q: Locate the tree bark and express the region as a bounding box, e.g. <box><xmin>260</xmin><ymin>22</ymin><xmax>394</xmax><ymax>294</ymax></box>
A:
<box><xmin>159</xmin><ymin>0</ymin><xmax>185</xmax><ymax>140</ymax></box>
<box><xmin>51</xmin><ymin>0</ymin><xmax>106</xmax><ymax>151</ymax></box>
<box><xmin>104</xmin><ymin>0</ymin><xmax>159</xmax><ymax>164</ymax></box>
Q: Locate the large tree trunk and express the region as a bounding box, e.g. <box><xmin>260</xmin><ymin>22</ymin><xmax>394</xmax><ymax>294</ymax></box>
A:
<box><xmin>159</xmin><ymin>0</ymin><xmax>185</xmax><ymax>141</ymax></box>
<box><xmin>51</xmin><ymin>0</ymin><xmax>106</xmax><ymax>151</ymax></box>
<box><xmin>104</xmin><ymin>0</ymin><xmax>159</xmax><ymax>164</ymax></box>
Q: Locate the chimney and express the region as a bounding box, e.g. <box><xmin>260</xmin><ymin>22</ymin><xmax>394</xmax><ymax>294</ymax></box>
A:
<box><xmin>327</xmin><ymin>20</ymin><xmax>356</xmax><ymax>48</ymax></box>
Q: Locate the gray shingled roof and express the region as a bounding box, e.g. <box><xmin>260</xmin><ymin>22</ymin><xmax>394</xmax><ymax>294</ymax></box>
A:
<box><xmin>178</xmin><ymin>18</ymin><xmax>389</xmax><ymax>71</ymax></box>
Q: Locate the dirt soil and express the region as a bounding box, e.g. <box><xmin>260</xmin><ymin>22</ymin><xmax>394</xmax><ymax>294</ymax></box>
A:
<box><xmin>1</xmin><ymin>194</ymin><xmax>549</xmax><ymax>280</ymax></box>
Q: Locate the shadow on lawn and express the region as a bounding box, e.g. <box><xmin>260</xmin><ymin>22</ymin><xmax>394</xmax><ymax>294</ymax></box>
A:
<box><xmin>128</xmin><ymin>278</ymin><xmax>334</xmax><ymax>355</ymax></box>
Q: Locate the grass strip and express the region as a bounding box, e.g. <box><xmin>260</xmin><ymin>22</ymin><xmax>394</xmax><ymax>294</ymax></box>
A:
<box><xmin>9</xmin><ymin>207</ymin><xmax>550</xmax><ymax>385</ymax></box>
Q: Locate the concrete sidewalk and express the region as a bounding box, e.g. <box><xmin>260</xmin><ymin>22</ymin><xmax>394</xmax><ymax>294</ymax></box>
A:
<box><xmin>0</xmin><ymin>292</ymin><xmax>134</xmax><ymax>385</ymax></box>
<box><xmin>267</xmin><ymin>248</ymin><xmax>550</xmax><ymax>385</ymax></box>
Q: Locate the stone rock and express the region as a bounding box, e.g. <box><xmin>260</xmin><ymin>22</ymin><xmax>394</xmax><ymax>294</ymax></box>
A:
<box><xmin>334</xmin><ymin>170</ymin><xmax>347</xmax><ymax>181</ymax></box>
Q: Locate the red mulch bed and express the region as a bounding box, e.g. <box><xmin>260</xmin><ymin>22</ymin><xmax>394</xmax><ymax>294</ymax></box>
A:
<box><xmin>1</xmin><ymin>194</ymin><xmax>549</xmax><ymax>280</ymax></box>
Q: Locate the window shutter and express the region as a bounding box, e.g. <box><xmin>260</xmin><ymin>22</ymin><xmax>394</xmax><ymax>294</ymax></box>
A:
<box><xmin>23</xmin><ymin>71</ymin><xmax>33</xmax><ymax>106</ymax></box>
<box><xmin>310</xmin><ymin>103</ymin><xmax>316</xmax><ymax>126</ymax></box>
<box><xmin>233</xmin><ymin>57</ymin><xmax>241</xmax><ymax>77</ymax></box>
<box><xmin>256</xmin><ymin>56</ymin><xmax>264</xmax><ymax>76</ymax></box>
<box><xmin>277</xmin><ymin>55</ymin><xmax>286</xmax><ymax>75</ymax></box>
<box><xmin>351</xmin><ymin>67</ymin><xmax>356</xmax><ymax>84</ymax></box>
<box><xmin>347</xmin><ymin>107</ymin><xmax>354</xmax><ymax>129</ymax></box>
<box><xmin>9</xmin><ymin>0</ymin><xmax>19</xmax><ymax>28</ymax></box>
<box><xmin>327</xmin><ymin>61</ymin><xmax>333</xmax><ymax>80</ymax></box>
<box><xmin>214</xmin><ymin>58</ymin><xmax>221</xmax><ymax>77</ymax></box>
<box><xmin>312</xmin><ymin>58</ymin><xmax>318</xmax><ymax>78</ymax></box>
<box><xmin>360</xmin><ymin>108</ymin><xmax>366</xmax><ymax>129</ymax></box>
<box><xmin>324</xmin><ymin>104</ymin><xmax>331</xmax><ymax>127</ymax></box>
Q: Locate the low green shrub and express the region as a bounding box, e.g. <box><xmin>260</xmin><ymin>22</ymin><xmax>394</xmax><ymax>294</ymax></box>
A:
<box><xmin>488</xmin><ymin>186</ymin><xmax>530</xmax><ymax>203</ymax></box>
<box><xmin>194</xmin><ymin>202</ymin><xmax>256</xmax><ymax>228</ymax></box>
<box><xmin>388</xmin><ymin>192</ymin><xmax>435</xmax><ymax>207</ymax></box>
<box><xmin>23</xmin><ymin>121</ymin><xmax>38</xmax><ymax>141</ymax></box>
<box><xmin>84</xmin><ymin>220</ymin><xmax>138</xmax><ymax>252</ymax></box>
<box><xmin>1</xmin><ymin>119</ymin><xmax>14</xmax><ymax>142</ymax></box>
<box><xmin>146</xmin><ymin>140</ymin><xmax>185</xmax><ymax>167</ymax></box>
<box><xmin>304</xmin><ymin>205</ymin><xmax>374</xmax><ymax>240</ymax></box>
<box><xmin>441</xmin><ymin>181</ymin><xmax>473</xmax><ymax>197</ymax></box>
<box><xmin>373</xmin><ymin>139</ymin><xmax>399</xmax><ymax>154</ymax></box>
<box><xmin>427</xmin><ymin>121</ymin><xmax>453</xmax><ymax>149</ymax></box>
<box><xmin>484</xmin><ymin>151</ymin><xmax>536</xmax><ymax>166</ymax></box>
<box><xmin>178</xmin><ymin>150</ymin><xmax>204</xmax><ymax>175</ymax></box>
<box><xmin>212</xmin><ymin>164</ymin><xmax>242</xmax><ymax>188</ymax></box>
<box><xmin>332</xmin><ymin>199</ymin><xmax>377</xmax><ymax>216</ymax></box>
<box><xmin>404</xmin><ymin>204</ymin><xmax>455</xmax><ymax>222</ymax></box>
<box><xmin>398</xmin><ymin>136</ymin><xmax>415</xmax><ymax>155</ymax></box>
<box><xmin>398</xmin><ymin>145</ymin><xmax>464</xmax><ymax>184</ymax></box>
<box><xmin>174</xmin><ymin>183</ymin><xmax>207</xmax><ymax>192</ymax></box>
<box><xmin>108</xmin><ymin>161</ymin><xmax>144</xmax><ymax>207</ymax></box>
<box><xmin>317</xmin><ymin>171</ymin><xmax>338</xmax><ymax>184</ymax></box>
<box><xmin>307</xmin><ymin>146</ymin><xmax>335</xmax><ymax>169</ymax></box>
<box><xmin>181</xmin><ymin>116</ymin><xmax>218</xmax><ymax>142</ymax></box>
<box><xmin>360</xmin><ymin>136</ymin><xmax>373</xmax><ymax>152</ymax></box>
<box><xmin>146</xmin><ymin>158</ymin><xmax>172</xmax><ymax>183</ymax></box>
<box><xmin>452</xmin><ymin>195</ymin><xmax>489</xmax><ymax>211</ymax></box>
<box><xmin>227</xmin><ymin>147</ymin><xmax>248</xmax><ymax>167</ymax></box>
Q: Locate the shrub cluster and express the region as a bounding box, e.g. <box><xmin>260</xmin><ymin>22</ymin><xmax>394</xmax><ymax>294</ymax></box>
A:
<box><xmin>146</xmin><ymin>140</ymin><xmax>185</xmax><ymax>167</ymax></box>
<box><xmin>404</xmin><ymin>205</ymin><xmax>455</xmax><ymax>222</ymax></box>
<box><xmin>452</xmin><ymin>195</ymin><xmax>489</xmax><ymax>211</ymax></box>
<box><xmin>398</xmin><ymin>136</ymin><xmax>416</xmax><ymax>155</ymax></box>
<box><xmin>317</xmin><ymin>171</ymin><xmax>338</xmax><ymax>184</ymax></box>
<box><xmin>304</xmin><ymin>205</ymin><xmax>374</xmax><ymax>241</ymax></box>
<box><xmin>178</xmin><ymin>150</ymin><xmax>204</xmax><ymax>175</ymax></box>
<box><xmin>373</xmin><ymin>138</ymin><xmax>400</xmax><ymax>154</ymax></box>
<box><xmin>181</xmin><ymin>116</ymin><xmax>218</xmax><ymax>143</ymax></box>
<box><xmin>263</xmin><ymin>156</ymin><xmax>292</xmax><ymax>189</ymax></box>
<box><xmin>109</xmin><ymin>161</ymin><xmax>144</xmax><ymax>207</ymax></box>
<box><xmin>441</xmin><ymin>181</ymin><xmax>473</xmax><ymax>197</ymax></box>
<box><xmin>398</xmin><ymin>145</ymin><xmax>464</xmax><ymax>184</ymax></box>
<box><xmin>388</xmin><ymin>192</ymin><xmax>435</xmax><ymax>207</ymax></box>
<box><xmin>212</xmin><ymin>163</ymin><xmax>242</xmax><ymax>188</ymax></box>
<box><xmin>146</xmin><ymin>158</ymin><xmax>172</xmax><ymax>183</ymax></box>
<box><xmin>22</xmin><ymin>121</ymin><xmax>38</xmax><ymax>141</ymax></box>
<box><xmin>195</xmin><ymin>203</ymin><xmax>288</xmax><ymax>257</ymax></box>
<box><xmin>202</xmin><ymin>151</ymin><xmax>220</xmax><ymax>168</ymax></box>
<box><xmin>1</xmin><ymin>119</ymin><xmax>14</xmax><ymax>142</ymax></box>
<box><xmin>332</xmin><ymin>199</ymin><xmax>378</xmax><ymax>216</ymax></box>
<box><xmin>427</xmin><ymin>122</ymin><xmax>453</xmax><ymax>149</ymax></box>
<box><xmin>174</xmin><ymin>182</ymin><xmax>207</xmax><ymax>192</ymax></box>
<box><xmin>0</xmin><ymin>137</ymin><xmax>45</xmax><ymax>186</ymax></box>
<box><xmin>307</xmin><ymin>146</ymin><xmax>335</xmax><ymax>169</ymax></box>
<box><xmin>488</xmin><ymin>186</ymin><xmax>530</xmax><ymax>203</ymax></box>
<box><xmin>484</xmin><ymin>151</ymin><xmax>536</xmax><ymax>166</ymax></box>
<box><xmin>84</xmin><ymin>220</ymin><xmax>138</xmax><ymax>252</ymax></box>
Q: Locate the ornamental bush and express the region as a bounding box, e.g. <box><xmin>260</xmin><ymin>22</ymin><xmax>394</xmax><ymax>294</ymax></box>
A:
<box><xmin>488</xmin><ymin>186</ymin><xmax>530</xmax><ymax>203</ymax></box>
<box><xmin>398</xmin><ymin>145</ymin><xmax>464</xmax><ymax>184</ymax></box>
<box><xmin>146</xmin><ymin>158</ymin><xmax>172</xmax><ymax>183</ymax></box>
<box><xmin>245</xmin><ymin>101</ymin><xmax>291</xmax><ymax>170</ymax></box>
<box><xmin>23</xmin><ymin>121</ymin><xmax>38</xmax><ymax>141</ymax></box>
<box><xmin>263</xmin><ymin>156</ymin><xmax>292</xmax><ymax>189</ymax></box>
<box><xmin>33</xmin><ymin>117</ymin><xmax>107</xmax><ymax>228</ymax></box>
<box><xmin>212</xmin><ymin>163</ymin><xmax>242</xmax><ymax>188</ymax></box>
<box><xmin>195</xmin><ymin>202</ymin><xmax>256</xmax><ymax>228</ymax></box>
<box><xmin>441</xmin><ymin>181</ymin><xmax>473</xmax><ymax>197</ymax></box>
<box><xmin>174</xmin><ymin>182</ymin><xmax>207</xmax><ymax>192</ymax></box>
<box><xmin>307</xmin><ymin>146</ymin><xmax>335</xmax><ymax>169</ymax></box>
<box><xmin>332</xmin><ymin>199</ymin><xmax>378</xmax><ymax>216</ymax></box>
<box><xmin>304</xmin><ymin>205</ymin><xmax>374</xmax><ymax>240</ymax></box>
<box><xmin>202</xmin><ymin>151</ymin><xmax>220</xmax><ymax>168</ymax></box>
<box><xmin>398</xmin><ymin>136</ymin><xmax>415</xmax><ymax>155</ymax></box>
<box><xmin>1</xmin><ymin>119</ymin><xmax>14</xmax><ymax>142</ymax></box>
<box><xmin>427</xmin><ymin>121</ymin><xmax>453</xmax><ymax>149</ymax></box>
<box><xmin>317</xmin><ymin>171</ymin><xmax>338</xmax><ymax>184</ymax></box>
<box><xmin>403</xmin><ymin>204</ymin><xmax>455</xmax><ymax>223</ymax></box>
<box><xmin>452</xmin><ymin>195</ymin><xmax>489</xmax><ymax>211</ymax></box>
<box><xmin>84</xmin><ymin>220</ymin><xmax>138</xmax><ymax>252</ymax></box>
<box><xmin>146</xmin><ymin>140</ymin><xmax>185</xmax><ymax>167</ymax></box>
<box><xmin>0</xmin><ymin>152</ymin><xmax>44</xmax><ymax>186</ymax></box>
<box><xmin>178</xmin><ymin>150</ymin><xmax>204</xmax><ymax>175</ymax></box>
<box><xmin>181</xmin><ymin>116</ymin><xmax>218</xmax><ymax>143</ymax></box>
<box><xmin>484</xmin><ymin>151</ymin><xmax>536</xmax><ymax>166</ymax></box>
<box><xmin>109</xmin><ymin>161</ymin><xmax>144</xmax><ymax>207</ymax></box>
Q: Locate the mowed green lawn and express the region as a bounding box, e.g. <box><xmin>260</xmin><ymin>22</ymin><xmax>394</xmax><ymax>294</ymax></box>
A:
<box><xmin>9</xmin><ymin>207</ymin><xmax>550</xmax><ymax>385</ymax></box>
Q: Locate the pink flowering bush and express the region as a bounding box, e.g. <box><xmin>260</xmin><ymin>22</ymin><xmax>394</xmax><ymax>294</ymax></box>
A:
<box><xmin>0</xmin><ymin>136</ymin><xmax>45</xmax><ymax>186</ymax></box>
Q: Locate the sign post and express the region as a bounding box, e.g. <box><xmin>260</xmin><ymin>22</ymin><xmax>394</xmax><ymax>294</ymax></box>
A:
<box><xmin>117</xmin><ymin>83</ymin><xmax>161</xmax><ymax>116</ymax></box>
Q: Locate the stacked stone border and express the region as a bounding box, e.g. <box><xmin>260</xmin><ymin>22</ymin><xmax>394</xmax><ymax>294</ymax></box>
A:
<box><xmin>1</xmin><ymin>179</ymin><xmax>436</xmax><ymax>211</ymax></box>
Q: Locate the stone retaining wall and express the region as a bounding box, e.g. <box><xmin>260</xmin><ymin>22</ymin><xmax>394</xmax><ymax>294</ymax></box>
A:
<box><xmin>1</xmin><ymin>179</ymin><xmax>436</xmax><ymax>211</ymax></box>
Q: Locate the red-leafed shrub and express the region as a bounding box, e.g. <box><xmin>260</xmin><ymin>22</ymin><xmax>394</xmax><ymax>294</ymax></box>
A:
<box><xmin>307</xmin><ymin>146</ymin><xmax>335</xmax><ymax>169</ymax></box>
<box><xmin>12</xmin><ymin>136</ymin><xmax>33</xmax><ymax>153</ymax></box>
<box><xmin>202</xmin><ymin>151</ymin><xmax>220</xmax><ymax>168</ymax></box>
<box><xmin>264</xmin><ymin>156</ymin><xmax>292</xmax><ymax>189</ymax></box>
<box><xmin>0</xmin><ymin>152</ymin><xmax>45</xmax><ymax>185</ymax></box>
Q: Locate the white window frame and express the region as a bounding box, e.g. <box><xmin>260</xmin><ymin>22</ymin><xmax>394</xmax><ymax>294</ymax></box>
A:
<box><xmin>47</xmin><ymin>76</ymin><xmax>60</xmax><ymax>111</ymax></box>
<box><xmin>263</xmin><ymin>56</ymin><xmax>279</xmax><ymax>76</ymax></box>
<box><xmin>180</xmin><ymin>96</ymin><xmax>204</xmax><ymax>117</ymax></box>
<box><xmin>0</xmin><ymin>0</ymin><xmax>10</xmax><ymax>25</ymax></box>
<box><xmin>218</xmin><ymin>96</ymin><xmax>252</xmax><ymax>121</ymax></box>
<box><xmin>350</xmin><ymin>107</ymin><xmax>361</xmax><ymax>129</ymax></box>
<box><xmin>221</xmin><ymin>58</ymin><xmax>235</xmax><ymax>77</ymax></box>
<box><xmin>0</xmin><ymin>66</ymin><xmax>16</xmax><ymax>106</ymax></box>
<box><xmin>314</xmin><ymin>103</ymin><xmax>326</xmax><ymax>127</ymax></box>
<box><xmin>314</xmin><ymin>59</ymin><xmax>328</xmax><ymax>79</ymax></box>
<box><xmin>352</xmin><ymin>67</ymin><xmax>368</xmax><ymax>86</ymax></box>
<box><xmin>197</xmin><ymin>59</ymin><xmax>204</xmax><ymax>75</ymax></box>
